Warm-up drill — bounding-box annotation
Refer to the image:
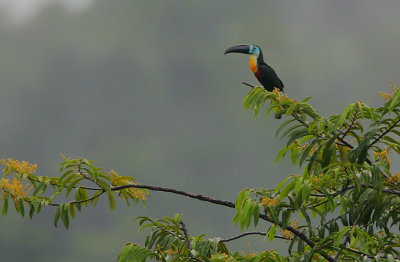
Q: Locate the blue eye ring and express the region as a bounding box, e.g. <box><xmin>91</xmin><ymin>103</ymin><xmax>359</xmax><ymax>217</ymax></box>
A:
<box><xmin>249</xmin><ymin>45</ymin><xmax>254</xmax><ymax>54</ymax></box>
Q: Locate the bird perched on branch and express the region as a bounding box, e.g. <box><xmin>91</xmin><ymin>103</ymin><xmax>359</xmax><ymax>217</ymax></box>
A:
<box><xmin>224</xmin><ymin>44</ymin><xmax>284</xmax><ymax>92</ymax></box>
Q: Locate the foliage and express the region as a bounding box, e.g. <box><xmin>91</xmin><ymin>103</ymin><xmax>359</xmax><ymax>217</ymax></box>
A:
<box><xmin>2</xmin><ymin>83</ymin><xmax>400</xmax><ymax>261</ymax></box>
<box><xmin>0</xmin><ymin>157</ymin><xmax>148</xmax><ymax>229</ymax></box>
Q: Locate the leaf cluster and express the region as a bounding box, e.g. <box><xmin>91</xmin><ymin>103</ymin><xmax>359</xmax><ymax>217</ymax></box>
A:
<box><xmin>0</xmin><ymin>157</ymin><xmax>147</xmax><ymax>229</ymax></box>
<box><xmin>3</xmin><ymin>84</ymin><xmax>400</xmax><ymax>261</ymax></box>
<box><xmin>235</xmin><ymin>84</ymin><xmax>400</xmax><ymax>260</ymax></box>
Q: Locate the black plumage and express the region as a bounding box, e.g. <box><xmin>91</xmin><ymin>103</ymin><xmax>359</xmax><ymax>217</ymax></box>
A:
<box><xmin>256</xmin><ymin>62</ymin><xmax>284</xmax><ymax>92</ymax></box>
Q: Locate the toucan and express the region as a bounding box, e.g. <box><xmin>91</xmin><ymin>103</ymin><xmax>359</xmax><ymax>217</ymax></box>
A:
<box><xmin>224</xmin><ymin>44</ymin><xmax>284</xmax><ymax>92</ymax></box>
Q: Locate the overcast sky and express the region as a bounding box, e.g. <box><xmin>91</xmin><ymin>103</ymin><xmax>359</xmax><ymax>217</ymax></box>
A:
<box><xmin>0</xmin><ymin>0</ymin><xmax>94</xmax><ymax>25</ymax></box>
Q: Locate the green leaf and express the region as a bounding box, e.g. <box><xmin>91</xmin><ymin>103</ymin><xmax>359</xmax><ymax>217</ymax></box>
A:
<box><xmin>288</xmin><ymin>236</ymin><xmax>297</xmax><ymax>255</ymax></box>
<box><xmin>307</xmin><ymin>145</ymin><xmax>323</xmax><ymax>171</ymax></box>
<box><xmin>279</xmin><ymin>179</ymin><xmax>296</xmax><ymax>200</ymax></box>
<box><xmin>253</xmin><ymin>204</ymin><xmax>260</xmax><ymax>227</ymax></box>
<box><xmin>302</xmin><ymin>97</ymin><xmax>313</xmax><ymax>102</ymax></box>
<box><xmin>18</xmin><ymin>197</ymin><xmax>25</xmax><ymax>217</ymax></box>
<box><xmin>299</xmin><ymin>138</ymin><xmax>319</xmax><ymax>167</ymax></box>
<box><xmin>1</xmin><ymin>197</ymin><xmax>8</xmax><ymax>215</ymax></box>
<box><xmin>340</xmin><ymin>213</ymin><xmax>349</xmax><ymax>227</ymax></box>
<box><xmin>275</xmin><ymin>119</ymin><xmax>297</xmax><ymax>137</ymax></box>
<box><xmin>54</xmin><ymin>205</ymin><xmax>61</xmax><ymax>227</ymax></box>
<box><xmin>381</xmin><ymin>135</ymin><xmax>400</xmax><ymax>147</ymax></box>
<box><xmin>243</xmin><ymin>87</ymin><xmax>264</xmax><ymax>109</ymax></box>
<box><xmin>280</xmin><ymin>124</ymin><xmax>304</xmax><ymax>140</ymax></box>
<box><xmin>69</xmin><ymin>203</ymin><xmax>76</xmax><ymax>218</ymax></box>
<box><xmin>389</xmin><ymin>89</ymin><xmax>400</xmax><ymax>112</ymax></box>
<box><xmin>300</xmin><ymin>209</ymin><xmax>311</xmax><ymax>227</ymax></box>
<box><xmin>108</xmin><ymin>192</ymin><xmax>116</xmax><ymax>211</ymax></box>
<box><xmin>336</xmin><ymin>103</ymin><xmax>355</xmax><ymax>129</ymax></box>
<box><xmin>274</xmin><ymin>145</ymin><xmax>289</xmax><ymax>165</ymax></box>
<box><xmin>267</xmin><ymin>206</ymin><xmax>279</xmax><ymax>224</ymax></box>
<box><xmin>297</xmin><ymin>239</ymin><xmax>305</xmax><ymax>254</ymax></box>
<box><xmin>281</xmin><ymin>210</ymin><xmax>292</xmax><ymax>228</ymax></box>
<box><xmin>60</xmin><ymin>173</ymin><xmax>80</xmax><ymax>191</ymax></box>
<box><xmin>285</xmin><ymin>101</ymin><xmax>298</xmax><ymax>116</ymax></box>
<box><xmin>61</xmin><ymin>203</ymin><xmax>70</xmax><ymax>229</ymax></box>
<box><xmin>286</xmin><ymin>130</ymin><xmax>309</xmax><ymax>147</ymax></box>
<box><xmin>321</xmin><ymin>136</ymin><xmax>338</xmax><ymax>168</ymax></box>
<box><xmin>32</xmin><ymin>182</ymin><xmax>47</xmax><ymax>197</ymax></box>
<box><xmin>289</xmin><ymin>144</ymin><xmax>300</xmax><ymax>165</ymax></box>
<box><xmin>117</xmin><ymin>243</ymin><xmax>135</xmax><ymax>262</ymax></box>
<box><xmin>239</xmin><ymin>199</ymin><xmax>254</xmax><ymax>230</ymax></box>
<box><xmin>252</xmin><ymin>92</ymin><xmax>268</xmax><ymax>117</ymax></box>
<box><xmin>29</xmin><ymin>203</ymin><xmax>35</xmax><ymax>219</ymax></box>
<box><xmin>275</xmin><ymin>176</ymin><xmax>294</xmax><ymax>193</ymax></box>
<box><xmin>235</xmin><ymin>189</ymin><xmax>250</xmax><ymax>209</ymax></box>
<box><xmin>333</xmin><ymin>227</ymin><xmax>350</xmax><ymax>247</ymax></box>
<box><xmin>58</xmin><ymin>169</ymin><xmax>73</xmax><ymax>182</ymax></box>
<box><xmin>357</xmin><ymin>140</ymin><xmax>370</xmax><ymax>165</ymax></box>
<box><xmin>65</xmin><ymin>177</ymin><xmax>84</xmax><ymax>198</ymax></box>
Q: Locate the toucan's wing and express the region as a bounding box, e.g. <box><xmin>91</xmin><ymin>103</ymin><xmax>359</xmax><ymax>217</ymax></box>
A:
<box><xmin>257</xmin><ymin>63</ymin><xmax>284</xmax><ymax>92</ymax></box>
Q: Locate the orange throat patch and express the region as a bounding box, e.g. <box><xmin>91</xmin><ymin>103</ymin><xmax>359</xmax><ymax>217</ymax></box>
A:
<box><xmin>249</xmin><ymin>56</ymin><xmax>258</xmax><ymax>73</ymax></box>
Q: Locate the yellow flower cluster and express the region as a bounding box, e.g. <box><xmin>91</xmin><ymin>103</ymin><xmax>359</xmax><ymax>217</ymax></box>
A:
<box><xmin>163</xmin><ymin>249</ymin><xmax>178</xmax><ymax>255</ymax></box>
<box><xmin>241</xmin><ymin>251</ymin><xmax>257</xmax><ymax>258</ymax></box>
<box><xmin>375</xmin><ymin>150</ymin><xmax>389</xmax><ymax>159</ymax></box>
<box><xmin>154</xmin><ymin>244</ymin><xmax>179</xmax><ymax>258</ymax></box>
<box><xmin>291</xmin><ymin>174</ymin><xmax>300</xmax><ymax>179</ymax></box>
<box><xmin>374</xmin><ymin>150</ymin><xmax>391</xmax><ymax>165</ymax></box>
<box><xmin>280</xmin><ymin>219</ymin><xmax>299</xmax><ymax>240</ymax></box>
<box><xmin>272</xmin><ymin>87</ymin><xmax>290</xmax><ymax>103</ymax></box>
<box><xmin>387</xmin><ymin>173</ymin><xmax>400</xmax><ymax>184</ymax></box>
<box><xmin>298</xmin><ymin>142</ymin><xmax>310</xmax><ymax>151</ymax></box>
<box><xmin>377</xmin><ymin>82</ymin><xmax>398</xmax><ymax>101</ymax></box>
<box><xmin>260</xmin><ymin>196</ymin><xmax>279</xmax><ymax>207</ymax></box>
<box><xmin>109</xmin><ymin>170</ymin><xmax>148</xmax><ymax>200</ymax></box>
<box><xmin>0</xmin><ymin>177</ymin><xmax>31</xmax><ymax>198</ymax></box>
<box><xmin>0</xmin><ymin>158</ymin><xmax>37</xmax><ymax>174</ymax></box>
<box><xmin>211</xmin><ymin>253</ymin><xmax>229</xmax><ymax>260</ymax></box>
<box><xmin>312</xmin><ymin>173</ymin><xmax>325</xmax><ymax>184</ymax></box>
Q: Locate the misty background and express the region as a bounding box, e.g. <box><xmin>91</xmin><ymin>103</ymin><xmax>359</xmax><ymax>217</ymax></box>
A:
<box><xmin>1</xmin><ymin>1</ymin><xmax>400</xmax><ymax>261</ymax></box>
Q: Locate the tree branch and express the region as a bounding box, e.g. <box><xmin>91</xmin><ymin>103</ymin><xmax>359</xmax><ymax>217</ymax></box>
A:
<box><xmin>113</xmin><ymin>184</ymin><xmax>236</xmax><ymax>208</ymax></box>
<box><xmin>180</xmin><ymin>221</ymin><xmax>204</xmax><ymax>262</ymax></box>
<box><xmin>339</xmin><ymin>107</ymin><xmax>359</xmax><ymax>141</ymax></box>
<box><xmin>112</xmin><ymin>184</ymin><xmax>311</xmax><ymax>248</ymax></box>
<box><xmin>242</xmin><ymin>82</ymin><xmax>256</xmax><ymax>88</ymax></box>
<box><xmin>112</xmin><ymin>183</ymin><xmax>335</xmax><ymax>262</ymax></box>
<box><xmin>49</xmin><ymin>189</ymin><xmax>105</xmax><ymax>206</ymax></box>
<box><xmin>180</xmin><ymin>221</ymin><xmax>192</xmax><ymax>250</ymax></box>
<box><xmin>369</xmin><ymin>117</ymin><xmax>400</xmax><ymax>149</ymax></box>
<box><xmin>220</xmin><ymin>231</ymin><xmax>287</xmax><ymax>242</ymax></box>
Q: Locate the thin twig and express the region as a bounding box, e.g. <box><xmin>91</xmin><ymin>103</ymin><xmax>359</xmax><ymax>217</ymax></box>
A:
<box><xmin>48</xmin><ymin>189</ymin><xmax>104</xmax><ymax>206</ymax></box>
<box><xmin>220</xmin><ymin>231</ymin><xmax>287</xmax><ymax>242</ymax></box>
<box><xmin>242</xmin><ymin>82</ymin><xmax>256</xmax><ymax>88</ymax></box>
<box><xmin>339</xmin><ymin>107</ymin><xmax>359</xmax><ymax>141</ymax></box>
<box><xmin>369</xmin><ymin>117</ymin><xmax>400</xmax><ymax>149</ymax></box>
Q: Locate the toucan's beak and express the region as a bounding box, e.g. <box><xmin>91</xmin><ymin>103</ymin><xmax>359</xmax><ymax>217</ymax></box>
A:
<box><xmin>224</xmin><ymin>45</ymin><xmax>251</xmax><ymax>55</ymax></box>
